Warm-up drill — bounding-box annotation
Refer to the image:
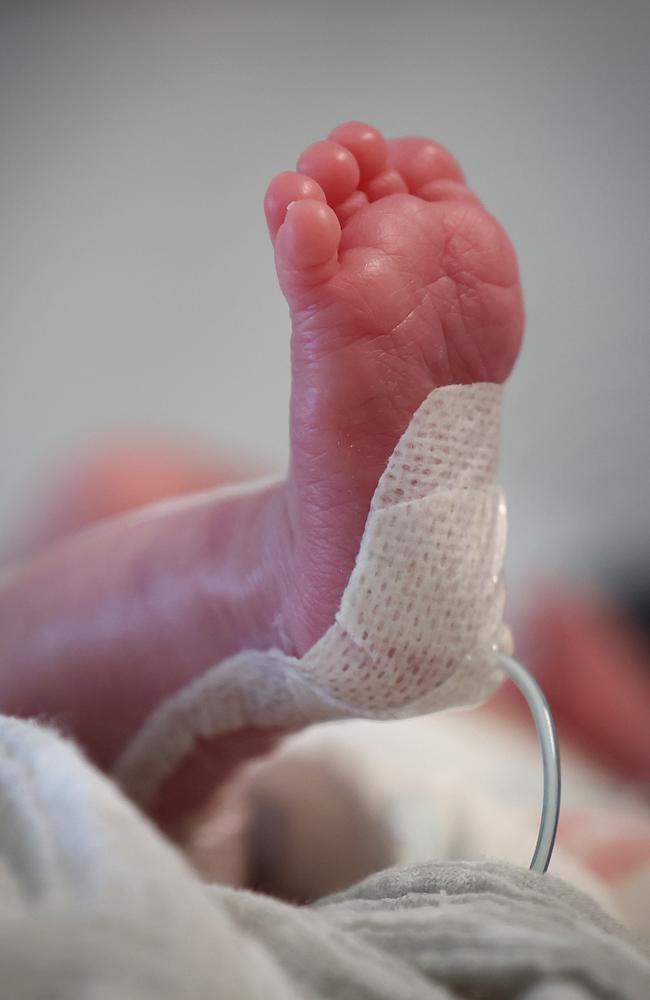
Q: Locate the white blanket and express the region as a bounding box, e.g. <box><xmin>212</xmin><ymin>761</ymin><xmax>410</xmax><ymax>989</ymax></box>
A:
<box><xmin>1</xmin><ymin>716</ymin><xmax>648</xmax><ymax>998</ymax></box>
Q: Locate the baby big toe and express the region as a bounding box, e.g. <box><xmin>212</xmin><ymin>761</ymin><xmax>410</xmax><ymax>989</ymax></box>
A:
<box><xmin>264</xmin><ymin>171</ymin><xmax>326</xmax><ymax>240</ymax></box>
<box><xmin>275</xmin><ymin>198</ymin><xmax>341</xmax><ymax>274</ymax></box>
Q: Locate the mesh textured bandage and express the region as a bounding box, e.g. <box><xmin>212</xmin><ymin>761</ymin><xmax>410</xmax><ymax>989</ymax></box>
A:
<box><xmin>115</xmin><ymin>383</ymin><xmax>511</xmax><ymax>804</ymax></box>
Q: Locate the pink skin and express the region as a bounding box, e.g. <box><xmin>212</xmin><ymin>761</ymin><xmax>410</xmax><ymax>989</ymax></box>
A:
<box><xmin>0</xmin><ymin>122</ymin><xmax>523</xmax><ymax>817</ymax></box>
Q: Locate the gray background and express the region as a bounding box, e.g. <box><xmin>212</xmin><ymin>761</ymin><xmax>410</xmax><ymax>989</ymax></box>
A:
<box><xmin>1</xmin><ymin>0</ymin><xmax>649</xmax><ymax>598</ymax></box>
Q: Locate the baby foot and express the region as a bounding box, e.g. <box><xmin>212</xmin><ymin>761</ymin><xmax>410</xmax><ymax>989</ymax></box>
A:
<box><xmin>267</xmin><ymin>122</ymin><xmax>524</xmax><ymax>652</ymax></box>
<box><xmin>0</xmin><ymin>121</ymin><xmax>524</xmax><ymax>812</ymax></box>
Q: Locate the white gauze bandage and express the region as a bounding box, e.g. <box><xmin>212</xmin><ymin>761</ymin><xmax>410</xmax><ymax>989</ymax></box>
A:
<box><xmin>115</xmin><ymin>383</ymin><xmax>511</xmax><ymax>805</ymax></box>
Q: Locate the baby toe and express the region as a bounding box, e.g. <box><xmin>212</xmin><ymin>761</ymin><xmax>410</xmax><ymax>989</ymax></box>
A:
<box><xmin>296</xmin><ymin>140</ymin><xmax>360</xmax><ymax>208</ymax></box>
<box><xmin>327</xmin><ymin>121</ymin><xmax>387</xmax><ymax>182</ymax></box>
<box><xmin>363</xmin><ymin>168</ymin><xmax>409</xmax><ymax>202</ymax></box>
<box><xmin>275</xmin><ymin>198</ymin><xmax>341</xmax><ymax>275</ymax></box>
<box><xmin>386</xmin><ymin>137</ymin><xmax>465</xmax><ymax>195</ymax></box>
<box><xmin>264</xmin><ymin>171</ymin><xmax>327</xmax><ymax>240</ymax></box>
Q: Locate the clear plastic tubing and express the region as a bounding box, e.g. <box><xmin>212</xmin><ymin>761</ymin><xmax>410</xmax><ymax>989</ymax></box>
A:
<box><xmin>498</xmin><ymin>654</ymin><xmax>561</xmax><ymax>873</ymax></box>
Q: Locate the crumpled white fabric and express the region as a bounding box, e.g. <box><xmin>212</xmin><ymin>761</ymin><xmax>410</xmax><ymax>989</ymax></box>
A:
<box><xmin>116</xmin><ymin>383</ymin><xmax>511</xmax><ymax>805</ymax></box>
<box><xmin>1</xmin><ymin>716</ymin><xmax>649</xmax><ymax>1000</ymax></box>
<box><xmin>0</xmin><ymin>717</ymin><xmax>292</xmax><ymax>1000</ymax></box>
<box><xmin>207</xmin><ymin>711</ymin><xmax>649</xmax><ymax>929</ymax></box>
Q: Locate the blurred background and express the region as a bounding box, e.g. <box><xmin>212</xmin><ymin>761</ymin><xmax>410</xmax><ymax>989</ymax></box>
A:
<box><xmin>2</xmin><ymin>0</ymin><xmax>649</xmax><ymax>603</ymax></box>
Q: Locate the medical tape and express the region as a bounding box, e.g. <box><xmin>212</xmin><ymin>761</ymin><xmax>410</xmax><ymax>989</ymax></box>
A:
<box><xmin>115</xmin><ymin>383</ymin><xmax>510</xmax><ymax>805</ymax></box>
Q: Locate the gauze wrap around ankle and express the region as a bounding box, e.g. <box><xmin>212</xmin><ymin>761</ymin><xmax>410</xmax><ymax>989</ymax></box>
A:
<box><xmin>115</xmin><ymin>383</ymin><xmax>511</xmax><ymax>805</ymax></box>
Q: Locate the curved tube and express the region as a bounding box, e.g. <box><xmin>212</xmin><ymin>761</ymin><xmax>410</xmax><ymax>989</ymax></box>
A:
<box><xmin>498</xmin><ymin>654</ymin><xmax>561</xmax><ymax>873</ymax></box>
